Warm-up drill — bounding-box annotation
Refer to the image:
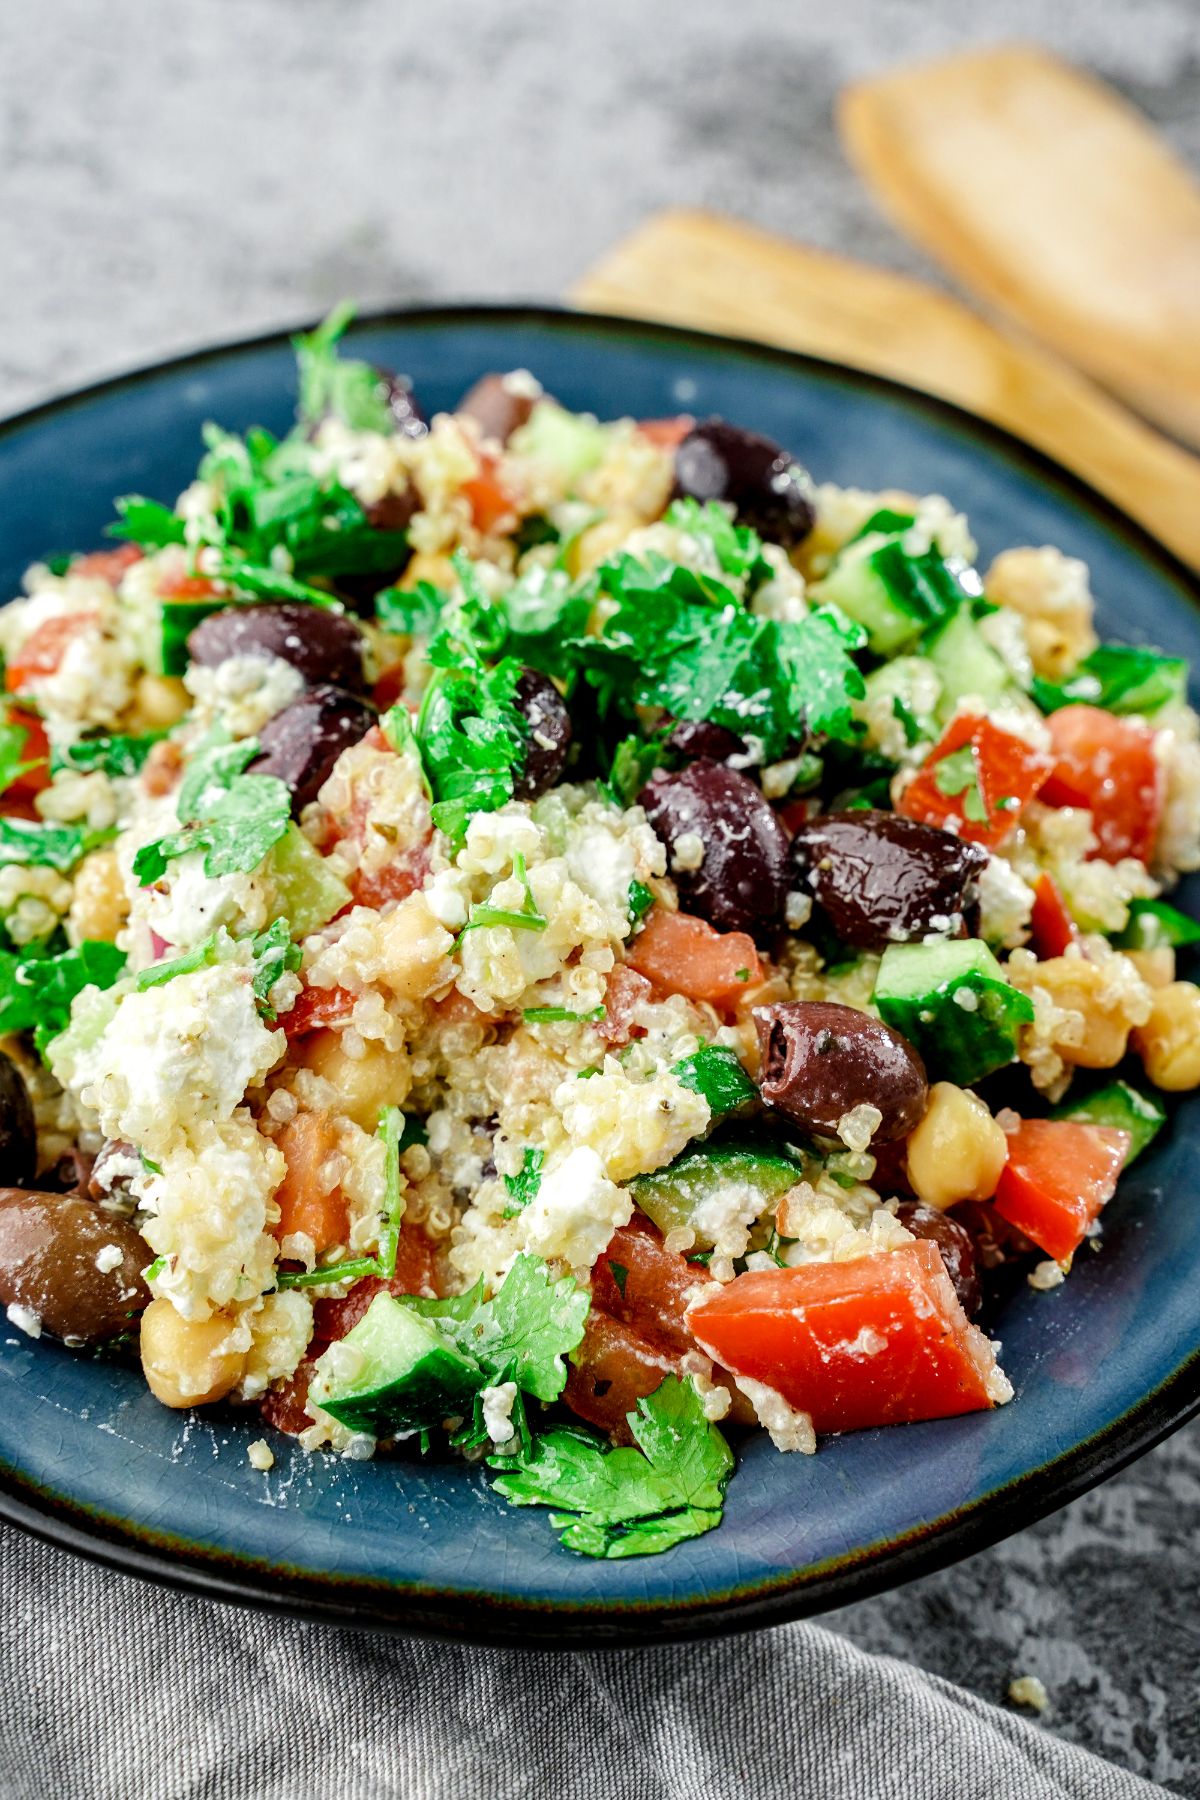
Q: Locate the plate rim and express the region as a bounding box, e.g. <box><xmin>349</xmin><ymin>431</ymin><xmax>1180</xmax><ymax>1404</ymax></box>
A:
<box><xmin>2</xmin><ymin>300</ymin><xmax>1198</xmax><ymax>1647</ymax></box>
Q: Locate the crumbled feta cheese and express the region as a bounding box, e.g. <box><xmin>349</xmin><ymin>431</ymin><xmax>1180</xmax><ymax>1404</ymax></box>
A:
<box><xmin>185</xmin><ymin>652</ymin><xmax>305</xmax><ymax>739</ymax></box>
<box><xmin>671</xmin><ymin>831</ymin><xmax>705</xmax><ymax>873</ymax></box>
<box><xmin>520</xmin><ymin>1147</ymin><xmax>632</xmax><ymax>1273</ymax></box>
<box><xmin>93</xmin><ymin>1244</ymin><xmax>124</xmax><ymax>1275</ymax></box>
<box><xmin>6</xmin><ymin>1303</ymin><xmax>42</xmax><ymax>1339</ymax></box>
<box><xmin>785</xmin><ymin>891</ymin><xmax>813</xmax><ymax>930</ymax></box>
<box><xmin>552</xmin><ymin>1061</ymin><xmax>710</xmax><ymax>1184</ymax></box>
<box><xmin>1027</xmin><ymin>1259</ymin><xmax>1066</xmax><ymax>1291</ymax></box>
<box><xmin>976</xmin><ymin>854</ymin><xmax>1035</xmax><ymax>950</ymax></box>
<box><xmin>247</xmin><ymin>1439</ymin><xmax>275</xmax><ymax>1472</ymax></box>
<box><xmin>480</xmin><ymin>1380</ymin><xmax>519</xmax><ymax>1448</ymax></box>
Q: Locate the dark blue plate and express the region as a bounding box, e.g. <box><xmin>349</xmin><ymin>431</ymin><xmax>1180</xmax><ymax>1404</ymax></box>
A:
<box><xmin>2</xmin><ymin>307</ymin><xmax>1198</xmax><ymax>1645</ymax></box>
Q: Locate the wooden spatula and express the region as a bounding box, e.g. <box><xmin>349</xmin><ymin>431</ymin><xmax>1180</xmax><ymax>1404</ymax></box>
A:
<box><xmin>839</xmin><ymin>45</ymin><xmax>1200</xmax><ymax>448</ymax></box>
<box><xmin>574</xmin><ymin>210</ymin><xmax>1200</xmax><ymax>571</ymax></box>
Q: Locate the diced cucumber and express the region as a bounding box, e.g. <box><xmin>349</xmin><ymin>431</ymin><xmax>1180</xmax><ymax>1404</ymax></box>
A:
<box><xmin>311</xmin><ymin>1292</ymin><xmax>482</xmax><ymax>1435</ymax></box>
<box><xmin>923</xmin><ymin>607</ymin><xmax>1015</xmax><ymax>721</ymax></box>
<box><xmin>673</xmin><ymin>1045</ymin><xmax>758</xmax><ymax>1117</ymax></box>
<box><xmin>1051</xmin><ymin>1079</ymin><xmax>1166</xmax><ymax>1165</ymax></box>
<box><xmin>1032</xmin><ymin>644</ymin><xmax>1188</xmax><ymax>717</ymax></box>
<box><xmin>631</xmin><ymin>1139</ymin><xmax>803</xmax><ymax>1248</ymax></box>
<box><xmin>812</xmin><ymin>512</ymin><xmax>969</xmax><ymax>655</ymax></box>
<box><xmin>874</xmin><ymin>938</ymin><xmax>1034</xmax><ymax>1084</ymax></box>
<box><xmin>1113</xmin><ymin>897</ymin><xmax>1200</xmax><ymax>953</ymax></box>
<box><xmin>509</xmin><ymin>401</ymin><xmax>609</xmax><ymax>487</ymax></box>
<box><xmin>269</xmin><ymin>824</ymin><xmax>352</xmax><ymax>937</ymax></box>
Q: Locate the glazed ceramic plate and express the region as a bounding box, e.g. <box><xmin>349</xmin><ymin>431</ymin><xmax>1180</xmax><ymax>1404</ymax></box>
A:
<box><xmin>2</xmin><ymin>307</ymin><xmax>1198</xmax><ymax>1646</ymax></box>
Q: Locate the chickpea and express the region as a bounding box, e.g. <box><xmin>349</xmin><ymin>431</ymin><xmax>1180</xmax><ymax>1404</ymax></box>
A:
<box><xmin>140</xmin><ymin>1299</ymin><xmax>247</xmax><ymax>1407</ymax></box>
<box><xmin>379</xmin><ymin>892</ymin><xmax>454</xmax><ymax>1003</ymax></box>
<box><xmin>67</xmin><ymin>849</ymin><xmax>128</xmax><ymax>945</ymax></box>
<box><xmin>1126</xmin><ymin>946</ymin><xmax>1176</xmax><ymax>990</ymax></box>
<box><xmin>401</xmin><ymin>552</ymin><xmax>458</xmax><ymax>593</ymax></box>
<box><xmin>127</xmin><ymin>672</ymin><xmax>190</xmax><ymax>731</ymax></box>
<box><xmin>984</xmin><ymin>546</ymin><xmax>1098</xmax><ymax>679</ymax></box>
<box><xmin>1132</xmin><ymin>981</ymin><xmax>1200</xmax><ymax>1091</ymax></box>
<box><xmin>301</xmin><ymin>1029</ymin><xmax>412</xmax><ymax>1130</ymax></box>
<box><xmin>1019</xmin><ymin>953</ymin><xmax>1146</xmax><ymax>1069</ymax></box>
<box><xmin>567</xmin><ymin>511</ymin><xmax>643</xmax><ymax>577</ymax></box>
<box><xmin>905</xmin><ymin>1082</ymin><xmax>1009</xmax><ymax>1211</ymax></box>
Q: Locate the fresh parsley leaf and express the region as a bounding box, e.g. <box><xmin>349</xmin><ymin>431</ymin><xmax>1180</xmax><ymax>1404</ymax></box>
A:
<box><xmin>250</xmin><ymin>919</ymin><xmax>302</xmax><ymax>1019</ymax></box>
<box><xmin>491</xmin><ymin>564</ymin><xmax>595</xmax><ymax>677</ymax></box>
<box><xmin>139</xmin><ymin>1150</ymin><xmax>163</xmax><ymax>1177</ymax></box>
<box><xmin>0</xmin><ymin>716</ymin><xmax>43</xmax><ymax>796</ymax></box>
<box><xmin>0</xmin><ymin>818</ymin><xmax>101</xmax><ymax>872</ymax></box>
<box><xmin>293</xmin><ymin>302</ymin><xmax>396</xmax><ymax>436</ymax></box>
<box><xmin>211</xmin><ymin>557</ymin><xmax>343</xmax><ymax>610</ymax></box>
<box><xmin>0</xmin><ymin>939</ymin><xmax>126</xmax><ymax>1043</ymax></box>
<box><xmin>606</xmin><ymin>732</ymin><xmax>668</xmax><ymax>808</ymax></box>
<box><xmin>376</xmin><ymin>581</ymin><xmax>446</xmax><ymax>639</ymax></box>
<box><xmin>932</xmin><ymin>743</ymin><xmax>988</xmax><ymax>823</ymax></box>
<box><xmin>414</xmin><ymin>1252</ymin><xmax>587</xmax><ymax>1402</ymax></box>
<box><xmin>673</xmin><ymin>1045</ymin><xmax>758</xmax><ymax>1116</ymax></box>
<box><xmin>133</xmin><ymin>726</ymin><xmax>290</xmax><ymax>885</ymax></box>
<box><xmin>663</xmin><ymin>498</ymin><xmax>770</xmax><ymax>583</ymax></box>
<box><xmin>502</xmin><ymin>1146</ymin><xmax>545</xmax><ymax>1217</ymax></box>
<box><xmin>135</xmin><ymin>936</ymin><xmax>220</xmax><ymax>990</ymax></box>
<box><xmin>415</xmin><ymin>627</ymin><xmax>529</xmax><ymax>848</ymax></box>
<box><xmin>108</xmin><ymin>495</ymin><xmax>187</xmax><ymax>549</ymax></box>
<box><xmin>627</xmin><ymin>878</ymin><xmax>655</xmax><ymax>923</ymax></box>
<box><xmin>143</xmin><ymin>1255</ymin><xmax>168</xmax><ymax>1282</ymax></box>
<box><xmin>489</xmin><ymin>1375</ymin><xmax>733</xmax><ymax>1559</ymax></box>
<box><xmin>52</xmin><ymin>730</ymin><xmax>166</xmax><ymax>779</ymax></box>
<box><xmin>892</xmin><ymin>694</ymin><xmax>922</xmax><ymax>748</ymax></box>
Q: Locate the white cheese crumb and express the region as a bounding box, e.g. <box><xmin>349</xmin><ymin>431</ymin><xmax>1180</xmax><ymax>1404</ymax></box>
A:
<box><xmin>521</xmin><ymin>1146</ymin><xmax>633</xmax><ymax>1273</ymax></box>
<box><xmin>247</xmin><ymin>1439</ymin><xmax>275</xmax><ymax>1472</ymax></box>
<box><xmin>480</xmin><ymin>1381</ymin><xmax>519</xmax><ymax>1448</ymax></box>
<box><xmin>951</xmin><ymin>985</ymin><xmax>980</xmax><ymax>1012</ymax></box>
<box><xmin>6</xmin><ymin>1304</ymin><xmax>42</xmax><ymax>1339</ymax></box>
<box><xmin>93</xmin><ymin>1244</ymin><xmax>124</xmax><ymax>1275</ymax></box>
<box><xmin>1027</xmin><ymin>1259</ymin><xmax>1066</xmax><ymax>1291</ymax></box>
<box><xmin>785</xmin><ymin>891</ymin><xmax>813</xmax><ymax>930</ymax></box>
<box><xmin>1008</xmin><ymin>1674</ymin><xmax>1049</xmax><ymax>1713</ymax></box>
<box><xmin>671</xmin><ymin>831</ymin><xmax>706</xmax><ymax>873</ymax></box>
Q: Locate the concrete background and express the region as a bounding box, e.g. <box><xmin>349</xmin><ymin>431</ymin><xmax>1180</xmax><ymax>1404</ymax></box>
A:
<box><xmin>1</xmin><ymin>1</ymin><xmax>1198</xmax><ymax>1791</ymax></box>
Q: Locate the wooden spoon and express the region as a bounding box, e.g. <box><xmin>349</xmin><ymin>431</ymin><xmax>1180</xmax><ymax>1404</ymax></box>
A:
<box><xmin>839</xmin><ymin>44</ymin><xmax>1200</xmax><ymax>448</ymax></box>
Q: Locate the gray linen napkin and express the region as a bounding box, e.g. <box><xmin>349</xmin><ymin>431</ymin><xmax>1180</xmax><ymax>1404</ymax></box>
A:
<box><xmin>0</xmin><ymin>1527</ymin><xmax>1169</xmax><ymax>1800</ymax></box>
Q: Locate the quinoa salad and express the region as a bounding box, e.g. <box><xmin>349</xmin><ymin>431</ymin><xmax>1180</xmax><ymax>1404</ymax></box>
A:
<box><xmin>2</xmin><ymin>309</ymin><xmax>1199</xmax><ymax>1560</ymax></box>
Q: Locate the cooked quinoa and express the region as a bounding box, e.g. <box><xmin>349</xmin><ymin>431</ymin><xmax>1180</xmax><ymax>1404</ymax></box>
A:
<box><xmin>1</xmin><ymin>308</ymin><xmax>1198</xmax><ymax>1560</ymax></box>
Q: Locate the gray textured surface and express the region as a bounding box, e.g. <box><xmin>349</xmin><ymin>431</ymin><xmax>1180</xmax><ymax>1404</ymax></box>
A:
<box><xmin>1</xmin><ymin>2</ymin><xmax>1198</xmax><ymax>1793</ymax></box>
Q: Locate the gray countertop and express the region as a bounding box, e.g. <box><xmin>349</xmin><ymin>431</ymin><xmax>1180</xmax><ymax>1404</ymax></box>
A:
<box><xmin>2</xmin><ymin>2</ymin><xmax>1198</xmax><ymax>1791</ymax></box>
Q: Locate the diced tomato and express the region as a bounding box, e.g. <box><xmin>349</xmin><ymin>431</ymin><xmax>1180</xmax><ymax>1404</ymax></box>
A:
<box><xmin>272</xmin><ymin>1113</ymin><xmax>350</xmax><ymax>1254</ymax></box>
<box><xmin>1040</xmin><ymin>705</ymin><xmax>1163</xmax><ymax>865</ymax></box>
<box><xmin>596</xmin><ymin>963</ymin><xmax>652</xmax><ymax>1046</ymax></box>
<box><xmin>992</xmin><ymin>1117</ymin><xmax>1130</xmax><ymax>1261</ymax></box>
<box><xmin>372</xmin><ymin>664</ymin><xmax>408</xmax><ymax>711</ymax></box>
<box><xmin>591</xmin><ymin>1216</ymin><xmax>714</xmax><ymax>1357</ymax></box>
<box><xmin>689</xmin><ymin>1241</ymin><xmax>1003</xmax><ymax>1432</ymax></box>
<box><xmin>281</xmin><ymin>984</ymin><xmax>356</xmax><ymax>1039</ymax></box>
<box><xmin>310</xmin><ymin>1227</ymin><xmax>443</xmax><ymax>1340</ymax></box>
<box><xmin>462</xmin><ymin>453</ymin><xmax>514</xmax><ymax>535</ymax></box>
<box><xmin>6</xmin><ymin>611</ymin><xmax>97</xmax><ymax>692</ymax></box>
<box><xmin>637</xmin><ymin>415</ymin><xmax>694</xmax><ymax>450</ymax></box>
<box><xmin>156</xmin><ymin>567</ymin><xmax>219</xmax><ymax>601</ymax></box>
<box><xmin>625</xmin><ymin>908</ymin><xmax>762</xmax><ymax>1007</ymax></box>
<box><xmin>563</xmin><ymin>1311</ymin><xmax>692</xmax><ymax>1444</ymax></box>
<box><xmin>0</xmin><ymin>709</ymin><xmax>49</xmax><ymax>802</ymax></box>
<box><xmin>899</xmin><ymin>713</ymin><xmax>1054</xmax><ymax>848</ymax></box>
<box><xmin>72</xmin><ymin>544</ymin><xmax>142</xmax><ymax>583</ymax></box>
<box><xmin>347</xmin><ymin>845</ymin><xmax>430</xmax><ymax>911</ymax></box>
<box><xmin>1029</xmin><ymin>873</ymin><xmax>1078</xmax><ymax>959</ymax></box>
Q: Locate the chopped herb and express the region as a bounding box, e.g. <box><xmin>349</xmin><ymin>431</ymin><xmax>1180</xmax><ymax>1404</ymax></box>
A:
<box><xmin>293</xmin><ymin>301</ymin><xmax>397</xmax><ymax>436</ymax></box>
<box><xmin>489</xmin><ymin>1375</ymin><xmax>733</xmax><ymax>1559</ymax></box>
<box><xmin>686</xmin><ymin>1250</ymin><xmax>715</xmax><ymax>1269</ymax></box>
<box><xmin>376</xmin><ymin>580</ymin><xmax>446</xmax><ymax>639</ymax></box>
<box><xmin>1115</xmin><ymin>898</ymin><xmax>1200</xmax><ymax>952</ymax></box>
<box><xmin>932</xmin><ymin>743</ymin><xmax>988</xmax><ymax>823</ymax></box>
<box><xmin>734</xmin><ymin>967</ymin><xmax>750</xmax><ymax>983</ymax></box>
<box><xmin>107</xmin><ymin>495</ymin><xmax>187</xmax><ymax>549</ymax></box>
<box><xmin>210</xmin><ymin>556</ymin><xmax>343</xmax><ymax>610</ymax></box>
<box><xmin>502</xmin><ymin>1146</ymin><xmax>545</xmax><ymax>1218</ymax></box>
<box><xmin>606</xmin><ymin>732</ymin><xmax>669</xmax><ymax>807</ymax></box>
<box><xmin>406</xmin><ymin>1253</ymin><xmax>587</xmax><ymax>1400</ymax></box>
<box><xmin>0</xmin><ymin>817</ymin><xmax>103</xmax><ymax>873</ymax></box>
<box><xmin>608</xmin><ymin>1261</ymin><xmax>629</xmax><ymax>1298</ymax></box>
<box><xmin>132</xmin><ymin>724</ymin><xmax>291</xmax><ymax>885</ymax></box>
<box><xmin>136</xmin><ymin>936</ymin><xmax>220</xmax><ymax>990</ymax></box>
<box><xmin>892</xmin><ymin>694</ymin><xmax>922</xmax><ymax>747</ymax></box>
<box><xmin>0</xmin><ymin>715</ymin><xmax>44</xmax><ymax>796</ymax></box>
<box><xmin>250</xmin><ymin>919</ymin><xmax>302</xmax><ymax>1020</ymax></box>
<box><xmin>0</xmin><ymin>939</ymin><xmax>126</xmax><ymax>1044</ymax></box>
<box><xmin>139</xmin><ymin>1151</ymin><xmax>163</xmax><ymax>1177</ymax></box>
<box><xmin>143</xmin><ymin>1255</ymin><xmax>168</xmax><ymax>1282</ymax></box>
<box><xmin>627</xmin><ymin>878</ymin><xmax>655</xmax><ymax>923</ymax></box>
<box><xmin>375</xmin><ymin>1105</ymin><xmax>405</xmax><ymax>1281</ymax></box>
<box><xmin>1032</xmin><ymin>643</ymin><xmax>1188</xmax><ymax>717</ymax></box>
<box><xmin>576</xmin><ymin>1065</ymin><xmax>600</xmax><ymax>1080</ymax></box>
<box><xmin>414</xmin><ymin>623</ymin><xmax>529</xmax><ymax>848</ymax></box>
<box><xmin>276</xmin><ymin>1255</ymin><xmax>382</xmax><ymax>1292</ymax></box>
<box><xmin>674</xmin><ymin>1045</ymin><xmax>758</xmax><ymax>1116</ymax></box>
<box><xmin>522</xmin><ymin>1005</ymin><xmax>606</xmax><ymax>1024</ymax></box>
<box><xmin>662</xmin><ymin>497</ymin><xmax>770</xmax><ymax>583</ymax></box>
<box><xmin>459</xmin><ymin>851</ymin><xmax>548</xmax><ymax>939</ymax></box>
<box><xmin>52</xmin><ymin>730</ymin><xmax>166</xmax><ymax>779</ymax></box>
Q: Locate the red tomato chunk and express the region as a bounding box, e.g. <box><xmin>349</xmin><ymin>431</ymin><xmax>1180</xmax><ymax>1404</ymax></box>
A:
<box><xmin>625</xmin><ymin>908</ymin><xmax>762</xmax><ymax>1008</ymax></box>
<box><xmin>899</xmin><ymin>713</ymin><xmax>1053</xmax><ymax>848</ymax></box>
<box><xmin>688</xmin><ymin>1241</ymin><xmax>1003</xmax><ymax>1433</ymax></box>
<box><xmin>1040</xmin><ymin>705</ymin><xmax>1163</xmax><ymax>864</ymax></box>
<box><xmin>1029</xmin><ymin>872</ymin><xmax>1078</xmax><ymax>959</ymax></box>
<box><xmin>992</xmin><ymin>1117</ymin><xmax>1130</xmax><ymax>1262</ymax></box>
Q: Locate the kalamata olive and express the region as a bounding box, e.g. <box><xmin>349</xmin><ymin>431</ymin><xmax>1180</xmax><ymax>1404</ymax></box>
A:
<box><xmin>364</xmin><ymin>488</ymin><xmax>418</xmax><ymax>534</ymax></box>
<box><xmin>664</xmin><ymin>718</ymin><xmax>748</xmax><ymax>763</ymax></box>
<box><xmin>673</xmin><ymin>418</ymin><xmax>816</xmax><ymax>547</ymax></box>
<box><xmin>0</xmin><ymin>1055</ymin><xmax>35</xmax><ymax>1188</ymax></box>
<box><xmin>895</xmin><ymin>1201</ymin><xmax>983</xmax><ymax>1317</ymax></box>
<box><xmin>754</xmin><ymin>1001</ymin><xmax>928</xmax><ymax>1144</ymax></box>
<box><xmin>639</xmin><ymin>760</ymin><xmax>790</xmax><ymax>936</ymax></box>
<box><xmin>790</xmin><ymin>810</ymin><xmax>989</xmax><ymax>951</ymax></box>
<box><xmin>0</xmin><ymin>1189</ymin><xmax>151</xmax><ymax>1342</ymax></box>
<box><xmin>249</xmin><ymin>684</ymin><xmax>376</xmax><ymax>813</ymax></box>
<box><xmin>458</xmin><ymin>373</ymin><xmax>537</xmax><ymax>445</ymax></box>
<box><xmin>36</xmin><ymin>1149</ymin><xmax>94</xmax><ymax>1195</ymax></box>
<box><xmin>88</xmin><ymin>1139</ymin><xmax>140</xmax><ymax>1205</ymax></box>
<box><xmin>188</xmin><ymin>603</ymin><xmax>366</xmax><ymax>693</ymax></box>
<box><xmin>511</xmin><ymin>669</ymin><xmax>572</xmax><ymax>800</ymax></box>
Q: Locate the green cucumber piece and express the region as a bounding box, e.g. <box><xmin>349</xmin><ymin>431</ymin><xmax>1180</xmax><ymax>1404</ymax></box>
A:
<box><xmin>269</xmin><ymin>824</ymin><xmax>352</xmax><ymax>937</ymax></box>
<box><xmin>1032</xmin><ymin>643</ymin><xmax>1188</xmax><ymax>717</ymax></box>
<box><xmin>673</xmin><ymin>1045</ymin><xmax>758</xmax><ymax>1116</ymax></box>
<box><xmin>311</xmin><ymin>1292</ymin><xmax>482</xmax><ymax>1435</ymax></box>
<box><xmin>812</xmin><ymin>513</ymin><xmax>969</xmax><ymax>655</ymax></box>
<box><xmin>1051</xmin><ymin>1079</ymin><xmax>1165</xmax><ymax>1165</ymax></box>
<box><xmin>923</xmin><ymin>606</ymin><xmax>1015</xmax><ymax>720</ymax></box>
<box><xmin>1113</xmin><ymin>898</ymin><xmax>1200</xmax><ymax>953</ymax></box>
<box><xmin>861</xmin><ymin>656</ymin><xmax>941</xmax><ymax>747</ymax></box>
<box><xmin>631</xmin><ymin>1138</ymin><xmax>803</xmax><ymax>1247</ymax></box>
<box><xmin>874</xmin><ymin>938</ymin><xmax>1034</xmax><ymax>1084</ymax></box>
<box><xmin>509</xmin><ymin>401</ymin><xmax>609</xmax><ymax>487</ymax></box>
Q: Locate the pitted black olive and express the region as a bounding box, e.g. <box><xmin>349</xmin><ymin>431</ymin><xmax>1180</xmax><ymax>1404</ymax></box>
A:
<box><xmin>188</xmin><ymin>603</ymin><xmax>367</xmax><ymax>693</ymax></box>
<box><xmin>0</xmin><ymin>1055</ymin><xmax>35</xmax><ymax>1188</ymax></box>
<box><xmin>639</xmin><ymin>760</ymin><xmax>790</xmax><ymax>937</ymax></box>
<box><xmin>0</xmin><ymin>1189</ymin><xmax>151</xmax><ymax>1342</ymax></box>
<box><xmin>754</xmin><ymin>1001</ymin><xmax>928</xmax><ymax>1144</ymax></box>
<box><xmin>458</xmin><ymin>373</ymin><xmax>537</xmax><ymax>446</ymax></box>
<box><xmin>673</xmin><ymin>418</ymin><xmax>815</xmax><ymax>547</ymax></box>
<box><xmin>511</xmin><ymin>669</ymin><xmax>572</xmax><ymax>800</ymax></box>
<box><xmin>789</xmin><ymin>810</ymin><xmax>988</xmax><ymax>951</ymax></box>
<box><xmin>249</xmin><ymin>684</ymin><xmax>376</xmax><ymax>813</ymax></box>
<box><xmin>895</xmin><ymin>1201</ymin><xmax>983</xmax><ymax>1317</ymax></box>
<box><xmin>664</xmin><ymin>719</ymin><xmax>748</xmax><ymax>763</ymax></box>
